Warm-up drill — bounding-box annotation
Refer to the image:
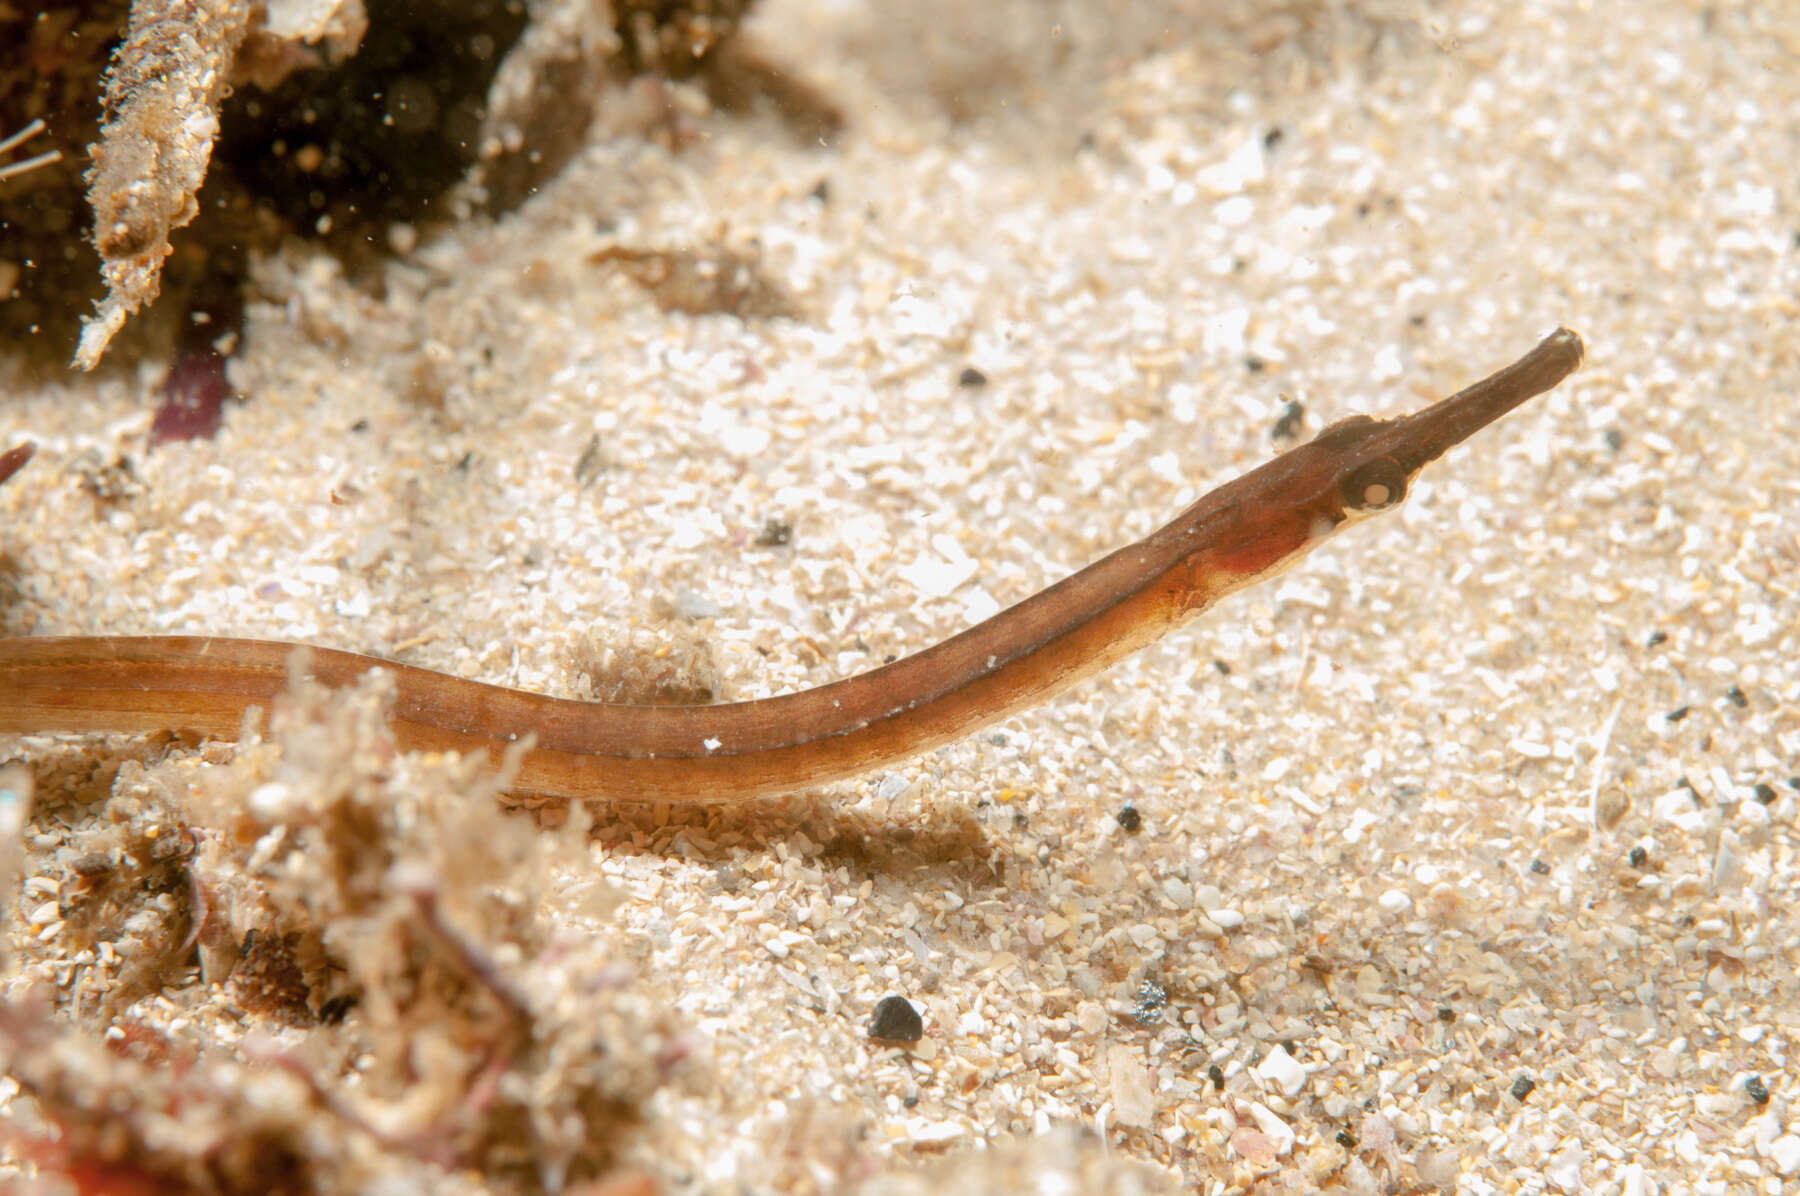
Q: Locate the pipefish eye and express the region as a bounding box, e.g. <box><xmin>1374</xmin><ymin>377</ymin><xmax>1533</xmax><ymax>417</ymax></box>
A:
<box><xmin>1340</xmin><ymin>458</ymin><xmax>1408</xmax><ymax>511</ymax></box>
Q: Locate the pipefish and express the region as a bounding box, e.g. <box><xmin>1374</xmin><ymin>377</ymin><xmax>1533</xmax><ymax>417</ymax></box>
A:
<box><xmin>0</xmin><ymin>328</ymin><xmax>1584</xmax><ymax>803</ymax></box>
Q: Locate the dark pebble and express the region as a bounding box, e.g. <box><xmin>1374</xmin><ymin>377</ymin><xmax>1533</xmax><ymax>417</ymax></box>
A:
<box><xmin>1530</xmin><ymin>858</ymin><xmax>1550</xmax><ymax>875</ymax></box>
<box><xmin>1207</xmin><ymin>1062</ymin><xmax>1225</xmax><ymax>1091</ymax></box>
<box><xmin>1726</xmin><ymin>685</ymin><xmax>1747</xmax><ymax>708</ymax></box>
<box><xmin>1132</xmin><ymin>979</ymin><xmax>1166</xmax><ymax>1025</ymax></box>
<box><xmin>1335</xmin><ymin>1128</ymin><xmax>1357</xmax><ymax>1148</ymax></box>
<box><xmin>1116</xmin><ymin>803</ymin><xmax>1141</xmax><ymax>833</ymax></box>
<box><xmin>1665</xmin><ymin>705</ymin><xmax>1690</xmax><ymax>723</ymax></box>
<box><xmin>756</xmin><ymin>517</ymin><xmax>793</xmax><ymax>548</ymax></box>
<box><xmin>1746</xmin><ymin>1074</ymin><xmax>1770</xmax><ymax>1105</ymax></box>
<box><xmin>1645</xmin><ymin>629</ymin><xmax>1668</xmax><ymax>648</ymax></box>
<box><xmin>868</xmin><ymin>995</ymin><xmax>923</xmax><ymax>1043</ymax></box>
<box><xmin>1754</xmin><ymin>783</ymin><xmax>1777</xmax><ymax>805</ymax></box>
<box><xmin>1510</xmin><ymin>1074</ymin><xmax>1537</xmax><ymax>1102</ymax></box>
<box><xmin>958</xmin><ymin>366</ymin><xmax>988</xmax><ymax>388</ymax></box>
<box><xmin>573</xmin><ymin>434</ymin><xmax>604</xmax><ymax>485</ymax></box>
<box><xmin>1628</xmin><ymin>845</ymin><xmax>1648</xmax><ymax>868</ymax></box>
<box><xmin>1271</xmin><ymin>398</ymin><xmax>1305</xmax><ymax>440</ymax></box>
<box><xmin>1437</xmin><ymin>1005</ymin><xmax>1455</xmax><ymax>1022</ymax></box>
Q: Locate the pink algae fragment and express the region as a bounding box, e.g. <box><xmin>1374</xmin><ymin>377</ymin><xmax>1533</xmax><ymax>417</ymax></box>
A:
<box><xmin>1230</xmin><ymin>1126</ymin><xmax>1277</xmax><ymax>1166</ymax></box>
<box><xmin>0</xmin><ymin>440</ymin><xmax>34</xmax><ymax>486</ymax></box>
<box><xmin>149</xmin><ymin>350</ymin><xmax>232</xmax><ymax>446</ymax></box>
<box><xmin>149</xmin><ymin>292</ymin><xmax>243</xmax><ymax>447</ymax></box>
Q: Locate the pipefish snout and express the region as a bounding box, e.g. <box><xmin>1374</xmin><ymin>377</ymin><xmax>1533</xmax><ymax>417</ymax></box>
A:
<box><xmin>0</xmin><ymin>328</ymin><xmax>1585</xmax><ymax>803</ymax></box>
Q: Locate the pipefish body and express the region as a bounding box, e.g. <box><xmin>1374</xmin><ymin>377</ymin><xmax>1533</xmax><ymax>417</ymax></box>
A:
<box><xmin>0</xmin><ymin>329</ymin><xmax>1584</xmax><ymax>803</ymax></box>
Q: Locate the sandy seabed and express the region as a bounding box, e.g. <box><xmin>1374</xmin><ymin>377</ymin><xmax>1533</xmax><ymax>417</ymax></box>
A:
<box><xmin>4</xmin><ymin>2</ymin><xmax>1799</xmax><ymax>1193</ymax></box>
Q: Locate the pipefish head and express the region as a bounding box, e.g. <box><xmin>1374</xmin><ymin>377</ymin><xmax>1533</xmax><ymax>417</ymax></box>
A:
<box><xmin>1172</xmin><ymin>328</ymin><xmax>1584</xmax><ymax>587</ymax></box>
<box><xmin>1298</xmin><ymin>326</ymin><xmax>1586</xmax><ymax>533</ymax></box>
